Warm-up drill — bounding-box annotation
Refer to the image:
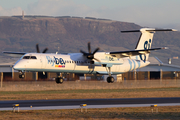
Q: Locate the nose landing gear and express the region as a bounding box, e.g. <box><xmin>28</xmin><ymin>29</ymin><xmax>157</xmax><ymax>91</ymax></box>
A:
<box><xmin>19</xmin><ymin>71</ymin><xmax>25</xmax><ymax>78</ymax></box>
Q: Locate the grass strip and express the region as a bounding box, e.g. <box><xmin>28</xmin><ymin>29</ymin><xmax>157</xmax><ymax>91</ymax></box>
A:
<box><xmin>0</xmin><ymin>87</ymin><xmax>179</xmax><ymax>95</ymax></box>
<box><xmin>0</xmin><ymin>106</ymin><xmax>180</xmax><ymax>120</ymax></box>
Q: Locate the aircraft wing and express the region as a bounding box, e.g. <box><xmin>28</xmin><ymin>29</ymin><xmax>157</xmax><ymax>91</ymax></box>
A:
<box><xmin>2</xmin><ymin>51</ymin><xmax>26</xmax><ymax>57</ymax></box>
<box><xmin>2</xmin><ymin>51</ymin><xmax>26</xmax><ymax>55</ymax></box>
<box><xmin>105</xmin><ymin>47</ymin><xmax>167</xmax><ymax>58</ymax></box>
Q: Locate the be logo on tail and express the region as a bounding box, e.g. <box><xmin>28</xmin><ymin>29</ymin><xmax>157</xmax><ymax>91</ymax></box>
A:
<box><xmin>140</xmin><ymin>39</ymin><xmax>152</xmax><ymax>62</ymax></box>
<box><xmin>144</xmin><ymin>39</ymin><xmax>151</xmax><ymax>50</ymax></box>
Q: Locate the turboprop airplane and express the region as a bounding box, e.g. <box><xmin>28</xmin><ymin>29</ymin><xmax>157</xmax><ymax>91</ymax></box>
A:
<box><xmin>3</xmin><ymin>28</ymin><xmax>177</xmax><ymax>84</ymax></box>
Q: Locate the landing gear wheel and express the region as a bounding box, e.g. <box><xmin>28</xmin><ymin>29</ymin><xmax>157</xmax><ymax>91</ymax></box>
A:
<box><xmin>56</xmin><ymin>77</ymin><xmax>63</xmax><ymax>84</ymax></box>
<box><xmin>19</xmin><ymin>73</ymin><xmax>25</xmax><ymax>78</ymax></box>
<box><xmin>107</xmin><ymin>76</ymin><xmax>114</xmax><ymax>83</ymax></box>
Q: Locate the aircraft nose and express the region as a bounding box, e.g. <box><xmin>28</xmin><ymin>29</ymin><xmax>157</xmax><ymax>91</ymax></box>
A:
<box><xmin>13</xmin><ymin>63</ymin><xmax>19</xmax><ymax>70</ymax></box>
<box><xmin>13</xmin><ymin>61</ymin><xmax>24</xmax><ymax>70</ymax></box>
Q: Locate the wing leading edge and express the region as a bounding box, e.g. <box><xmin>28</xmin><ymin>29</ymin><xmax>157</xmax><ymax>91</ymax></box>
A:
<box><xmin>2</xmin><ymin>51</ymin><xmax>26</xmax><ymax>55</ymax></box>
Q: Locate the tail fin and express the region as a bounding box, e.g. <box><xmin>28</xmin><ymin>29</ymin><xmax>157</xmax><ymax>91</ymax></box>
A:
<box><xmin>121</xmin><ymin>28</ymin><xmax>177</xmax><ymax>61</ymax></box>
<box><xmin>135</xmin><ymin>28</ymin><xmax>155</xmax><ymax>50</ymax></box>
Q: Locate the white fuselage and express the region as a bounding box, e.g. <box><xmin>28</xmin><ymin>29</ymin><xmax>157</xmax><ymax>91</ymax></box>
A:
<box><xmin>13</xmin><ymin>52</ymin><xmax>150</xmax><ymax>75</ymax></box>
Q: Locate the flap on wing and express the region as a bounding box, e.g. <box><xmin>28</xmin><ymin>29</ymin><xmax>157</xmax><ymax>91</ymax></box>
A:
<box><xmin>105</xmin><ymin>47</ymin><xmax>167</xmax><ymax>58</ymax></box>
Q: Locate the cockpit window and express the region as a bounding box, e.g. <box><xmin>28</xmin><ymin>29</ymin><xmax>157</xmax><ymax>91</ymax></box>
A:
<box><xmin>31</xmin><ymin>56</ymin><xmax>37</xmax><ymax>59</ymax></box>
<box><xmin>23</xmin><ymin>56</ymin><xmax>30</xmax><ymax>59</ymax></box>
<box><xmin>23</xmin><ymin>56</ymin><xmax>37</xmax><ymax>59</ymax></box>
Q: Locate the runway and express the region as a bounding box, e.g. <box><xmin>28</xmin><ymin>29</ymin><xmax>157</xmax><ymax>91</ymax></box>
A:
<box><xmin>0</xmin><ymin>97</ymin><xmax>180</xmax><ymax>111</ymax></box>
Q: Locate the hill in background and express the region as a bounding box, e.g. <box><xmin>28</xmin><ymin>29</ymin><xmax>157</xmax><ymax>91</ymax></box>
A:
<box><xmin>0</xmin><ymin>16</ymin><xmax>180</xmax><ymax>64</ymax></box>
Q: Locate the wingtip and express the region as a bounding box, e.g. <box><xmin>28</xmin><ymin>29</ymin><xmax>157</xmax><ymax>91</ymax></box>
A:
<box><xmin>162</xmin><ymin>47</ymin><xmax>169</xmax><ymax>49</ymax></box>
<box><xmin>172</xmin><ymin>29</ymin><xmax>178</xmax><ymax>31</ymax></box>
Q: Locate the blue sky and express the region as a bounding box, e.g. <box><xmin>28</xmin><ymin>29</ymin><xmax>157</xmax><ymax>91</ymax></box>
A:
<box><xmin>0</xmin><ymin>0</ymin><xmax>180</xmax><ymax>29</ymax></box>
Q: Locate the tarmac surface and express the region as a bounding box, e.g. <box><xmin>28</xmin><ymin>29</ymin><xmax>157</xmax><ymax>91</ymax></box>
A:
<box><xmin>0</xmin><ymin>97</ymin><xmax>180</xmax><ymax>111</ymax></box>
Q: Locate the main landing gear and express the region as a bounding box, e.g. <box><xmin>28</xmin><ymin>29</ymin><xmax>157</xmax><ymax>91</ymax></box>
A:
<box><xmin>55</xmin><ymin>73</ymin><xmax>64</xmax><ymax>84</ymax></box>
<box><xmin>106</xmin><ymin>67</ymin><xmax>115</xmax><ymax>83</ymax></box>
<box><xmin>107</xmin><ymin>76</ymin><xmax>114</xmax><ymax>83</ymax></box>
<box><xmin>55</xmin><ymin>77</ymin><xmax>64</xmax><ymax>84</ymax></box>
<box><xmin>19</xmin><ymin>71</ymin><xmax>25</xmax><ymax>78</ymax></box>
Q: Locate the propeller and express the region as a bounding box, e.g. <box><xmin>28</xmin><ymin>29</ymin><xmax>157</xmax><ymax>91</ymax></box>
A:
<box><xmin>80</xmin><ymin>42</ymin><xmax>101</xmax><ymax>64</ymax></box>
<box><xmin>36</xmin><ymin>44</ymin><xmax>48</xmax><ymax>53</ymax></box>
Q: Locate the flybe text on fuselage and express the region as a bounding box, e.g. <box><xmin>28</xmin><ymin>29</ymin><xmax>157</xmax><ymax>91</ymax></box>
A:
<box><xmin>46</xmin><ymin>56</ymin><xmax>66</xmax><ymax>67</ymax></box>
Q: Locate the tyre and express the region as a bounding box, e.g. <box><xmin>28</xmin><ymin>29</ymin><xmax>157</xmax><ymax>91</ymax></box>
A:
<box><xmin>110</xmin><ymin>77</ymin><xmax>114</xmax><ymax>83</ymax></box>
<box><xmin>19</xmin><ymin>74</ymin><xmax>25</xmax><ymax>78</ymax></box>
<box><xmin>56</xmin><ymin>77</ymin><xmax>63</xmax><ymax>84</ymax></box>
<box><xmin>59</xmin><ymin>77</ymin><xmax>63</xmax><ymax>84</ymax></box>
<box><xmin>55</xmin><ymin>77</ymin><xmax>60</xmax><ymax>84</ymax></box>
<box><xmin>107</xmin><ymin>77</ymin><xmax>111</xmax><ymax>83</ymax></box>
<box><xmin>107</xmin><ymin>76</ymin><xmax>114</xmax><ymax>83</ymax></box>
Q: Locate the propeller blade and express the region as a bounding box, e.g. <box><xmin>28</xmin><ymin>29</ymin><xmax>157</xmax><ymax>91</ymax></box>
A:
<box><xmin>36</xmin><ymin>44</ymin><xmax>40</xmax><ymax>53</ymax></box>
<box><xmin>80</xmin><ymin>42</ymin><xmax>101</xmax><ymax>64</ymax></box>
<box><xmin>93</xmin><ymin>48</ymin><xmax>100</xmax><ymax>55</ymax></box>
<box><xmin>88</xmin><ymin>42</ymin><xmax>91</xmax><ymax>53</ymax></box>
<box><xmin>93</xmin><ymin>58</ymin><xmax>101</xmax><ymax>63</ymax></box>
<box><xmin>80</xmin><ymin>50</ymin><xmax>87</xmax><ymax>55</ymax></box>
<box><xmin>42</xmin><ymin>48</ymin><xmax>48</xmax><ymax>53</ymax></box>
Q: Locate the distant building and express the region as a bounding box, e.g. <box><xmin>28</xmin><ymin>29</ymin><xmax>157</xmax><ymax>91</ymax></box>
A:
<box><xmin>123</xmin><ymin>57</ymin><xmax>180</xmax><ymax>80</ymax></box>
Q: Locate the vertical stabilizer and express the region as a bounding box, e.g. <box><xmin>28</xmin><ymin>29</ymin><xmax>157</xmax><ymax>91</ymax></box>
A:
<box><xmin>135</xmin><ymin>28</ymin><xmax>155</xmax><ymax>50</ymax></box>
<box><xmin>121</xmin><ymin>28</ymin><xmax>177</xmax><ymax>61</ymax></box>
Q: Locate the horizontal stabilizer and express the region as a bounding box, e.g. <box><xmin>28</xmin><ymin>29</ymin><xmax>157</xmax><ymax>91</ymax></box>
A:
<box><xmin>105</xmin><ymin>47</ymin><xmax>168</xmax><ymax>58</ymax></box>
<box><xmin>121</xmin><ymin>28</ymin><xmax>177</xmax><ymax>33</ymax></box>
